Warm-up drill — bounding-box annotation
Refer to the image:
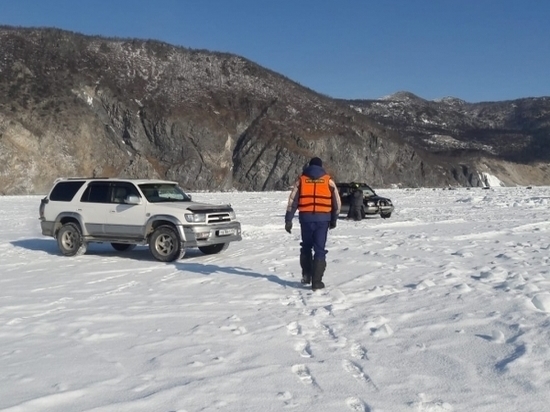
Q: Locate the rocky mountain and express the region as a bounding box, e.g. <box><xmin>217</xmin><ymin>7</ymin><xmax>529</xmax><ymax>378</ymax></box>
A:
<box><xmin>346</xmin><ymin>92</ymin><xmax>550</xmax><ymax>186</ymax></box>
<box><xmin>0</xmin><ymin>26</ymin><xmax>548</xmax><ymax>195</ymax></box>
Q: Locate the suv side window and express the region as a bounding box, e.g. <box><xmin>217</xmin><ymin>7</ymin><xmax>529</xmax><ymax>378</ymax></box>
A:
<box><xmin>111</xmin><ymin>183</ymin><xmax>140</xmax><ymax>204</ymax></box>
<box><xmin>49</xmin><ymin>181</ymin><xmax>85</xmax><ymax>201</ymax></box>
<box><xmin>338</xmin><ymin>186</ymin><xmax>349</xmax><ymax>196</ymax></box>
<box><xmin>80</xmin><ymin>182</ymin><xmax>111</xmax><ymax>203</ymax></box>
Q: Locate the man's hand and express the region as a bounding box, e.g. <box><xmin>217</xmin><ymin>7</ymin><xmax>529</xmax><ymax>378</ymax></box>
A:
<box><xmin>329</xmin><ymin>220</ymin><xmax>337</xmax><ymax>230</ymax></box>
<box><xmin>285</xmin><ymin>221</ymin><xmax>293</xmax><ymax>234</ymax></box>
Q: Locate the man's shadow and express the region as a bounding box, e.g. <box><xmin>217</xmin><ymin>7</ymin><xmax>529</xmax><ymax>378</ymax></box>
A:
<box><xmin>174</xmin><ymin>257</ymin><xmax>303</xmax><ymax>288</ymax></box>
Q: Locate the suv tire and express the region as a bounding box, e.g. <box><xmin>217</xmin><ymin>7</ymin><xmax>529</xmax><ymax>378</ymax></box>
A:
<box><xmin>149</xmin><ymin>225</ymin><xmax>185</xmax><ymax>262</ymax></box>
<box><xmin>199</xmin><ymin>243</ymin><xmax>229</xmax><ymax>255</ymax></box>
<box><xmin>57</xmin><ymin>222</ymin><xmax>87</xmax><ymax>256</ymax></box>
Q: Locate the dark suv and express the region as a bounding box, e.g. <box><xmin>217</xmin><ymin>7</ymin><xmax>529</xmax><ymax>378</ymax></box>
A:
<box><xmin>337</xmin><ymin>183</ymin><xmax>394</xmax><ymax>219</ymax></box>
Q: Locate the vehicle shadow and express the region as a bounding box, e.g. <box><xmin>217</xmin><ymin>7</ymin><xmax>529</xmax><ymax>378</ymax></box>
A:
<box><xmin>11</xmin><ymin>238</ymin><xmax>59</xmax><ymax>255</ymax></box>
<box><xmin>11</xmin><ymin>238</ymin><xmax>150</xmax><ymax>257</ymax></box>
<box><xmin>11</xmin><ymin>238</ymin><xmax>303</xmax><ymax>289</ymax></box>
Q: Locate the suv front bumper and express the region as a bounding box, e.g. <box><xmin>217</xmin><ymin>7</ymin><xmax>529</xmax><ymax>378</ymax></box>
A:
<box><xmin>364</xmin><ymin>204</ymin><xmax>394</xmax><ymax>215</ymax></box>
<box><xmin>181</xmin><ymin>221</ymin><xmax>242</xmax><ymax>247</ymax></box>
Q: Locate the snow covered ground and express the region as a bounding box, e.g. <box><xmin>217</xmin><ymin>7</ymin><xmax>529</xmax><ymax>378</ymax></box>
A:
<box><xmin>1</xmin><ymin>186</ymin><xmax>550</xmax><ymax>412</ymax></box>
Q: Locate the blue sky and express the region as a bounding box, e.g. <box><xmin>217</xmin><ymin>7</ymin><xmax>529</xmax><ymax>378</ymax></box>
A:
<box><xmin>1</xmin><ymin>0</ymin><xmax>549</xmax><ymax>102</ymax></box>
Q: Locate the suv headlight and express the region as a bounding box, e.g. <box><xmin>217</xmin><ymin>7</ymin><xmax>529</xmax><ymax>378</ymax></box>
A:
<box><xmin>185</xmin><ymin>213</ymin><xmax>206</xmax><ymax>223</ymax></box>
<box><xmin>228</xmin><ymin>210</ymin><xmax>236</xmax><ymax>220</ymax></box>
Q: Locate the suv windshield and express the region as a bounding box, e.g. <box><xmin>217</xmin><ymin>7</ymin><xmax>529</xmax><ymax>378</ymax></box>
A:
<box><xmin>337</xmin><ymin>183</ymin><xmax>377</xmax><ymax>198</ymax></box>
<box><xmin>358</xmin><ymin>185</ymin><xmax>376</xmax><ymax>197</ymax></box>
<box><xmin>139</xmin><ymin>183</ymin><xmax>192</xmax><ymax>203</ymax></box>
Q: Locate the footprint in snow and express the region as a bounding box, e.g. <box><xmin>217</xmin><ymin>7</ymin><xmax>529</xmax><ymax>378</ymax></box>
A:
<box><xmin>346</xmin><ymin>396</ymin><xmax>370</xmax><ymax>412</ymax></box>
<box><xmin>219</xmin><ymin>325</ymin><xmax>247</xmax><ymax>335</ymax></box>
<box><xmin>276</xmin><ymin>391</ymin><xmax>298</xmax><ymax>408</ymax></box>
<box><xmin>294</xmin><ymin>340</ymin><xmax>312</xmax><ymax>358</ymax></box>
<box><xmin>350</xmin><ymin>342</ymin><xmax>368</xmax><ymax>360</ymax></box>
<box><xmin>287</xmin><ymin>321</ymin><xmax>301</xmax><ymax>336</ymax></box>
<box><xmin>414</xmin><ymin>393</ymin><xmax>454</xmax><ymax>412</ymax></box>
<box><xmin>292</xmin><ymin>364</ymin><xmax>313</xmax><ymax>385</ymax></box>
<box><xmin>314</xmin><ymin>320</ymin><xmax>337</xmax><ymax>340</ymax></box>
<box><xmin>342</xmin><ymin>360</ymin><xmax>378</xmax><ymax>390</ymax></box>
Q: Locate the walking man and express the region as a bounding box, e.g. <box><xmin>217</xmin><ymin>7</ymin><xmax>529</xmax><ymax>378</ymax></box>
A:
<box><xmin>285</xmin><ymin>157</ymin><xmax>341</xmax><ymax>291</ymax></box>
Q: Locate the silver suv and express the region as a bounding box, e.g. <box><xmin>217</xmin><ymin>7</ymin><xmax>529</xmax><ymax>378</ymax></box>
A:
<box><xmin>39</xmin><ymin>178</ymin><xmax>242</xmax><ymax>262</ymax></box>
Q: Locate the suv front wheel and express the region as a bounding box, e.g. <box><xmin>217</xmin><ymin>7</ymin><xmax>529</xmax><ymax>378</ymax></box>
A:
<box><xmin>149</xmin><ymin>225</ymin><xmax>185</xmax><ymax>262</ymax></box>
<box><xmin>57</xmin><ymin>222</ymin><xmax>87</xmax><ymax>256</ymax></box>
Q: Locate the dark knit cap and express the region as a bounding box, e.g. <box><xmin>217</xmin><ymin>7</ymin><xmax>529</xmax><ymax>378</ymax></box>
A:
<box><xmin>309</xmin><ymin>157</ymin><xmax>323</xmax><ymax>167</ymax></box>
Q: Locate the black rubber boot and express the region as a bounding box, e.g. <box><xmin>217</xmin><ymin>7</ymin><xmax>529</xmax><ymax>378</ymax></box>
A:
<box><xmin>311</xmin><ymin>259</ymin><xmax>326</xmax><ymax>291</ymax></box>
<box><xmin>300</xmin><ymin>252</ymin><xmax>313</xmax><ymax>285</ymax></box>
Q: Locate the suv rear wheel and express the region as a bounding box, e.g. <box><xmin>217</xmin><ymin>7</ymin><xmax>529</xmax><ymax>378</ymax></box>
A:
<box><xmin>57</xmin><ymin>222</ymin><xmax>87</xmax><ymax>256</ymax></box>
<box><xmin>149</xmin><ymin>225</ymin><xmax>185</xmax><ymax>262</ymax></box>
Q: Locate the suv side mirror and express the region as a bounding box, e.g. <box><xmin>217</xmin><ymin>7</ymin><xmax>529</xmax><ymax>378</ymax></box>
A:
<box><xmin>126</xmin><ymin>195</ymin><xmax>141</xmax><ymax>205</ymax></box>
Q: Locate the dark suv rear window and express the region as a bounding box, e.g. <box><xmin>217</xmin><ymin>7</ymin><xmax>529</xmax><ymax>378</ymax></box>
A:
<box><xmin>49</xmin><ymin>181</ymin><xmax>86</xmax><ymax>201</ymax></box>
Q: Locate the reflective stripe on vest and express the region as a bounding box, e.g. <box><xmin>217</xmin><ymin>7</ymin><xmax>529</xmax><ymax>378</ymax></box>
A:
<box><xmin>298</xmin><ymin>174</ymin><xmax>332</xmax><ymax>213</ymax></box>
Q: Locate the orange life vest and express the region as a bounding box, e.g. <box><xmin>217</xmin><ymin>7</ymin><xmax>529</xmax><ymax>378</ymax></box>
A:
<box><xmin>298</xmin><ymin>174</ymin><xmax>332</xmax><ymax>213</ymax></box>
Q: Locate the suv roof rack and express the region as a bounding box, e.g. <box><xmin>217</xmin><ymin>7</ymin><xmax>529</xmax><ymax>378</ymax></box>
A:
<box><xmin>51</xmin><ymin>177</ymin><xmax>114</xmax><ymax>184</ymax></box>
<box><xmin>65</xmin><ymin>177</ymin><xmax>112</xmax><ymax>180</ymax></box>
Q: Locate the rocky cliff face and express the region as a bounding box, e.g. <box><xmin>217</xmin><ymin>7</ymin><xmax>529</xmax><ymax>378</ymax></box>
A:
<box><xmin>347</xmin><ymin>92</ymin><xmax>550</xmax><ymax>186</ymax></box>
<box><xmin>1</xmin><ymin>27</ymin><xmax>548</xmax><ymax>195</ymax></box>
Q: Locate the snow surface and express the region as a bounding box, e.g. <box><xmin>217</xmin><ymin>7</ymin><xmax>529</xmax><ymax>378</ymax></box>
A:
<box><xmin>1</xmin><ymin>187</ymin><xmax>550</xmax><ymax>412</ymax></box>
